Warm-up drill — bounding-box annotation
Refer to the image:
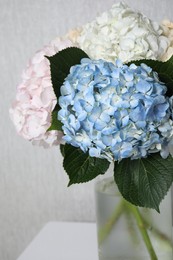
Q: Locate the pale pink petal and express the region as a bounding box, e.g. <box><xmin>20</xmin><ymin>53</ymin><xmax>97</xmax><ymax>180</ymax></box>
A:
<box><xmin>10</xmin><ymin>36</ymin><xmax>74</xmax><ymax>147</ymax></box>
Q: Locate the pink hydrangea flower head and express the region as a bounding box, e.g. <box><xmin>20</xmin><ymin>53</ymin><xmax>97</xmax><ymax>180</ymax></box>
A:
<box><xmin>10</xmin><ymin>37</ymin><xmax>73</xmax><ymax>147</ymax></box>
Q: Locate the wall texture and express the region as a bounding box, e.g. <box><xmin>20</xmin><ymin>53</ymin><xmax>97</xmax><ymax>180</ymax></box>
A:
<box><xmin>1</xmin><ymin>0</ymin><xmax>173</xmax><ymax>259</ymax></box>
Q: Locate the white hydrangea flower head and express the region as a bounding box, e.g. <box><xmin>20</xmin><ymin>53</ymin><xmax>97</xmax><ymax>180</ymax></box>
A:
<box><xmin>77</xmin><ymin>2</ymin><xmax>170</xmax><ymax>63</ymax></box>
<box><xmin>161</xmin><ymin>20</ymin><xmax>173</xmax><ymax>61</ymax></box>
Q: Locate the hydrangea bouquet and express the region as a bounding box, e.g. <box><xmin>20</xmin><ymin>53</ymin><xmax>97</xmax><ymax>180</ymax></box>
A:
<box><xmin>10</xmin><ymin>2</ymin><xmax>173</xmax><ymax>259</ymax></box>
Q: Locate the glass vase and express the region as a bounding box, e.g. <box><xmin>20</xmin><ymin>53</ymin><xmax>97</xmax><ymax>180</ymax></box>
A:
<box><xmin>95</xmin><ymin>177</ymin><xmax>173</xmax><ymax>260</ymax></box>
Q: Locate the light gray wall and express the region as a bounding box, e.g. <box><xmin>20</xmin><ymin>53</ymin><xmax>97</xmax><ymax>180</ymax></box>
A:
<box><xmin>1</xmin><ymin>0</ymin><xmax>173</xmax><ymax>259</ymax></box>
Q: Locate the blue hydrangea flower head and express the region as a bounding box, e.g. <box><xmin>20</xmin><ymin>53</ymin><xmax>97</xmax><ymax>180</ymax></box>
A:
<box><xmin>58</xmin><ymin>58</ymin><xmax>173</xmax><ymax>161</ymax></box>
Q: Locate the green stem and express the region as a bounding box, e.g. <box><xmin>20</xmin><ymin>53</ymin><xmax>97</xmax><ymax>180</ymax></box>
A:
<box><xmin>98</xmin><ymin>199</ymin><xmax>124</xmax><ymax>245</ymax></box>
<box><xmin>128</xmin><ymin>204</ymin><xmax>158</xmax><ymax>260</ymax></box>
<box><xmin>98</xmin><ymin>198</ymin><xmax>170</xmax><ymax>259</ymax></box>
<box><xmin>124</xmin><ymin>204</ymin><xmax>172</xmax><ymax>247</ymax></box>
<box><xmin>124</xmin><ymin>206</ymin><xmax>139</xmax><ymax>245</ymax></box>
<box><xmin>143</xmin><ymin>218</ymin><xmax>173</xmax><ymax>247</ymax></box>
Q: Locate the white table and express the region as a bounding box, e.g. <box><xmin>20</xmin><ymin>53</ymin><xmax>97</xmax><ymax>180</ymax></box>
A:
<box><xmin>17</xmin><ymin>222</ymin><xmax>99</xmax><ymax>260</ymax></box>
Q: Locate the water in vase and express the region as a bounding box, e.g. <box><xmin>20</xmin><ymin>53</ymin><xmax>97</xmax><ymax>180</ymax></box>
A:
<box><xmin>95</xmin><ymin>177</ymin><xmax>173</xmax><ymax>260</ymax></box>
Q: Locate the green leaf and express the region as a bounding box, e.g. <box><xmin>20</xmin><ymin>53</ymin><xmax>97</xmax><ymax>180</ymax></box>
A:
<box><xmin>114</xmin><ymin>154</ymin><xmax>173</xmax><ymax>212</ymax></box>
<box><xmin>46</xmin><ymin>47</ymin><xmax>89</xmax><ymax>109</ymax></box>
<box><xmin>47</xmin><ymin>110</ymin><xmax>63</xmax><ymax>131</ymax></box>
<box><xmin>63</xmin><ymin>144</ymin><xmax>110</xmax><ymax>186</ymax></box>
<box><xmin>60</xmin><ymin>144</ymin><xmax>65</xmax><ymax>157</ymax></box>
<box><xmin>128</xmin><ymin>55</ymin><xmax>173</xmax><ymax>96</ymax></box>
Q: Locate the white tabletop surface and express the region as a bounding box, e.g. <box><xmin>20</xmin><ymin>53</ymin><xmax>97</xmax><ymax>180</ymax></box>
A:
<box><xmin>17</xmin><ymin>222</ymin><xmax>99</xmax><ymax>260</ymax></box>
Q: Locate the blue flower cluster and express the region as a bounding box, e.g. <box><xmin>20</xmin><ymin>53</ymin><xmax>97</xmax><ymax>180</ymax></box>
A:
<box><xmin>58</xmin><ymin>58</ymin><xmax>173</xmax><ymax>161</ymax></box>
